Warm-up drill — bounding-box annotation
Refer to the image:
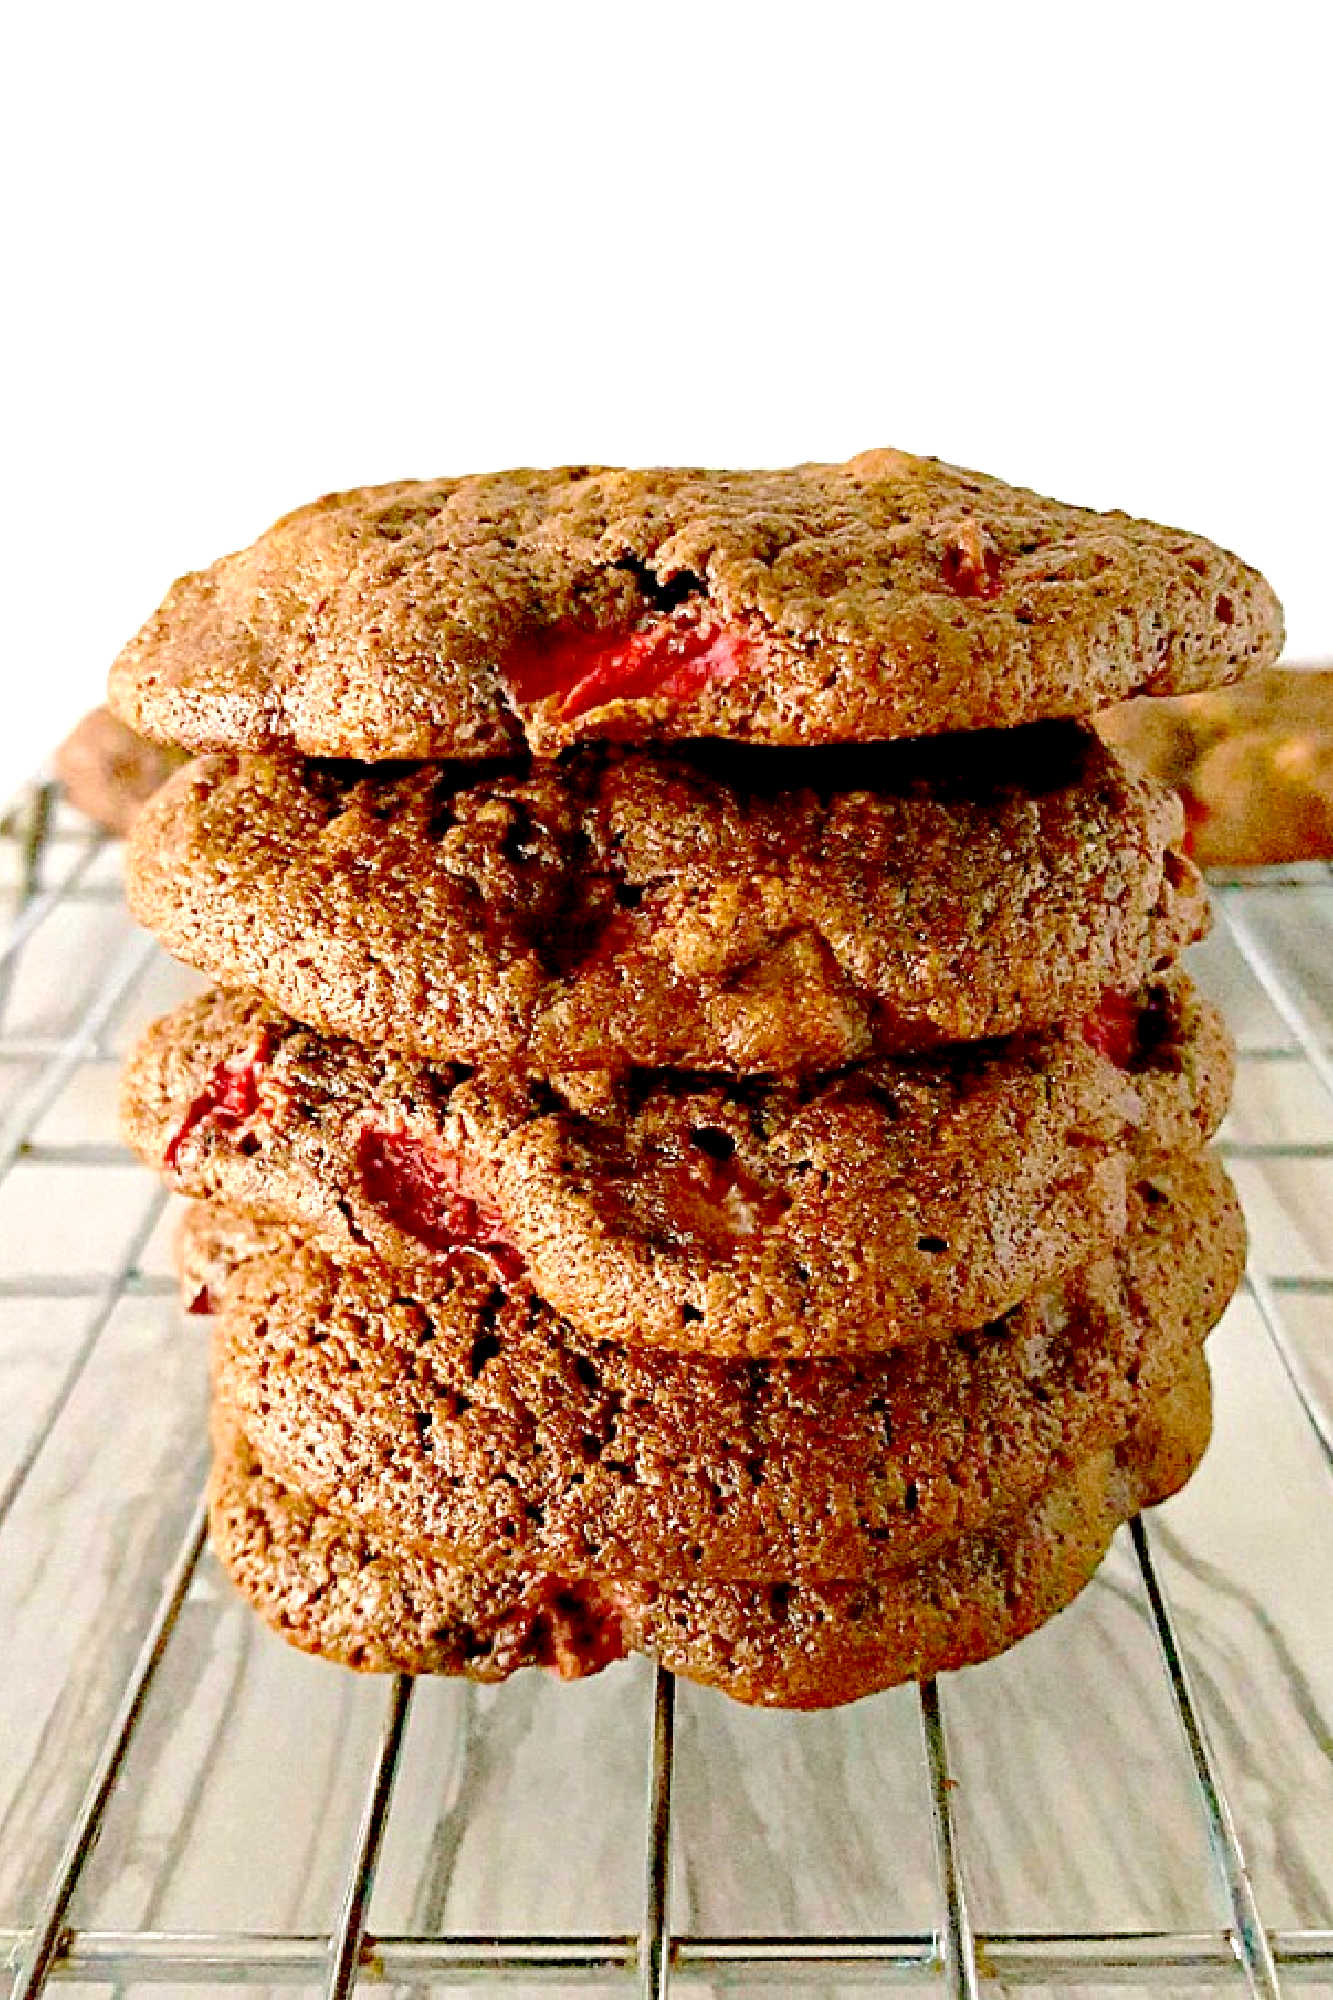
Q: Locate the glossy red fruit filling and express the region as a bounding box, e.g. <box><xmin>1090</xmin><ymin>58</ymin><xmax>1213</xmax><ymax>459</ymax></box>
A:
<box><xmin>164</xmin><ymin>1032</ymin><xmax>278</xmax><ymax>1171</ymax></box>
<box><xmin>940</xmin><ymin>518</ymin><xmax>1003</xmax><ymax>599</ymax></box>
<box><xmin>356</xmin><ymin>1127</ymin><xmax>525</xmax><ymax>1281</ymax></box>
<box><xmin>1083</xmin><ymin>989</ymin><xmax>1173</xmax><ymax>1071</ymax></box>
<box><xmin>1083</xmin><ymin>993</ymin><xmax>1140</xmax><ymax>1067</ymax></box>
<box><xmin>503</xmin><ymin>614</ymin><xmax>757</xmax><ymax>720</ymax></box>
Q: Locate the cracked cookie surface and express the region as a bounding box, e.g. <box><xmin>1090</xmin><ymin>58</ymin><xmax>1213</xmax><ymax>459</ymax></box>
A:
<box><xmin>209</xmin><ymin>1357</ymin><xmax>1211</xmax><ymax>1709</ymax></box>
<box><xmin>207</xmin><ymin>1156</ymin><xmax>1241</xmax><ymax>1581</ymax></box>
<box><xmin>125</xmin><ymin>726</ymin><xmax>1206</xmax><ymax>1074</ymax></box>
<box><xmin>125</xmin><ymin>976</ymin><xmax>1233</xmax><ymax>1355</ymax></box>
<box><xmin>175</xmin><ymin>1202</ymin><xmax>289</xmax><ymax>1316</ymax></box>
<box><xmin>109</xmin><ymin>453</ymin><xmax>1282</xmax><ymax>761</ymax></box>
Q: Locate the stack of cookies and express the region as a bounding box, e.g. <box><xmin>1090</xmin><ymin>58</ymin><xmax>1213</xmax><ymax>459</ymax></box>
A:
<box><xmin>110</xmin><ymin>452</ymin><xmax>1277</xmax><ymax>1708</ymax></box>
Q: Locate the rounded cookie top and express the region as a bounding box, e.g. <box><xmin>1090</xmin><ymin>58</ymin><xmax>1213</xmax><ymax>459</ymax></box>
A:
<box><xmin>209</xmin><ymin>1358</ymin><xmax>1211</xmax><ymax>1709</ymax></box>
<box><xmin>125</xmin><ymin>726</ymin><xmax>1207</xmax><ymax>1074</ymax></box>
<box><xmin>123</xmin><ymin>976</ymin><xmax>1233</xmax><ymax>1356</ymax></box>
<box><xmin>109</xmin><ymin>453</ymin><xmax>1283</xmax><ymax>760</ymax></box>
<box><xmin>210</xmin><ymin>1156</ymin><xmax>1242</xmax><ymax>1582</ymax></box>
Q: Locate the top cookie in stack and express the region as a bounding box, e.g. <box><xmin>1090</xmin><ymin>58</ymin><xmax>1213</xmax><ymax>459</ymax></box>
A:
<box><xmin>111</xmin><ymin>451</ymin><xmax>1278</xmax><ymax>763</ymax></box>
<box><xmin>111</xmin><ymin>451</ymin><xmax>1274</xmax><ymax>1706</ymax></box>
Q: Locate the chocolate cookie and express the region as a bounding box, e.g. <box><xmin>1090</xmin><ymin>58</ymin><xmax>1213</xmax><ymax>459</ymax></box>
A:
<box><xmin>1098</xmin><ymin>666</ymin><xmax>1333</xmax><ymax>779</ymax></box>
<box><xmin>108</xmin><ymin>454</ymin><xmax>1282</xmax><ymax>762</ymax></box>
<box><xmin>54</xmin><ymin>705</ymin><xmax>184</xmax><ymax>835</ymax></box>
<box><xmin>1185</xmin><ymin>732</ymin><xmax>1333</xmax><ymax>867</ymax></box>
<box><xmin>123</xmin><ymin>978</ymin><xmax>1232</xmax><ymax>1356</ymax></box>
<box><xmin>1098</xmin><ymin>666</ymin><xmax>1333</xmax><ymax>866</ymax></box>
<box><xmin>209</xmin><ymin>1156</ymin><xmax>1242</xmax><ymax>1581</ymax></box>
<box><xmin>208</xmin><ymin>1358</ymin><xmax>1211</xmax><ymax>1709</ymax></box>
<box><xmin>125</xmin><ymin>727</ymin><xmax>1207</xmax><ymax>1074</ymax></box>
<box><xmin>175</xmin><ymin>1201</ymin><xmax>290</xmax><ymax>1315</ymax></box>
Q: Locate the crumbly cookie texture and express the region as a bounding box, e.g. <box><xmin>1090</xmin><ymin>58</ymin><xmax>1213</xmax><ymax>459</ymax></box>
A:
<box><xmin>109</xmin><ymin>453</ymin><xmax>1282</xmax><ymax>761</ymax></box>
<box><xmin>125</xmin><ymin>727</ymin><xmax>1207</xmax><ymax>1074</ymax></box>
<box><xmin>122</xmin><ymin>975</ymin><xmax>1232</xmax><ymax>1356</ymax></box>
<box><xmin>209</xmin><ymin>1156</ymin><xmax>1241</xmax><ymax>1582</ymax></box>
<box><xmin>54</xmin><ymin>705</ymin><xmax>184</xmax><ymax>836</ymax></box>
<box><xmin>208</xmin><ymin>1358</ymin><xmax>1211</xmax><ymax>1709</ymax></box>
<box><xmin>1098</xmin><ymin>666</ymin><xmax>1333</xmax><ymax>867</ymax></box>
<box><xmin>175</xmin><ymin>1201</ymin><xmax>289</xmax><ymax>1315</ymax></box>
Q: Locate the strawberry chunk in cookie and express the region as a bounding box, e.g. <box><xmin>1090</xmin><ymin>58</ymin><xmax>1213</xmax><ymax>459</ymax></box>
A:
<box><xmin>164</xmin><ymin>1032</ymin><xmax>279</xmax><ymax>1170</ymax></box>
<box><xmin>1083</xmin><ymin>987</ymin><xmax>1174</xmax><ymax>1072</ymax></box>
<box><xmin>355</xmin><ymin>1127</ymin><xmax>525</xmax><ymax>1281</ymax></box>
<box><xmin>503</xmin><ymin>614</ymin><xmax>757</xmax><ymax>720</ymax></box>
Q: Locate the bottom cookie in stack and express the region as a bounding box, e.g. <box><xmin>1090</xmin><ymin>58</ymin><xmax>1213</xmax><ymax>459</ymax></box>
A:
<box><xmin>210</xmin><ymin>1368</ymin><xmax>1208</xmax><ymax>1710</ymax></box>
<box><xmin>192</xmin><ymin>1152</ymin><xmax>1243</xmax><ymax>1710</ymax></box>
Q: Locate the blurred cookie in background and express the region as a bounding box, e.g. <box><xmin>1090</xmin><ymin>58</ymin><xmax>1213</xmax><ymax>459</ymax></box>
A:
<box><xmin>1097</xmin><ymin>667</ymin><xmax>1333</xmax><ymax>866</ymax></box>
<box><xmin>55</xmin><ymin>705</ymin><xmax>185</xmax><ymax>835</ymax></box>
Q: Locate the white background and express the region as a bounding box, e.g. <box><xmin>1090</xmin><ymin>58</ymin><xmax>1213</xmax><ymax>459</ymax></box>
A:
<box><xmin>3</xmin><ymin>2</ymin><xmax>1330</xmax><ymax>806</ymax></box>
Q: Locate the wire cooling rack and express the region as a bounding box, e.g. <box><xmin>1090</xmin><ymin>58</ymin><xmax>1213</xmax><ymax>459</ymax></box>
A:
<box><xmin>0</xmin><ymin>778</ymin><xmax>1329</xmax><ymax>2000</ymax></box>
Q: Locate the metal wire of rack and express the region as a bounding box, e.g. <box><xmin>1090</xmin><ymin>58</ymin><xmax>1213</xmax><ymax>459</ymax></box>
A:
<box><xmin>0</xmin><ymin>780</ymin><xmax>1329</xmax><ymax>1999</ymax></box>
